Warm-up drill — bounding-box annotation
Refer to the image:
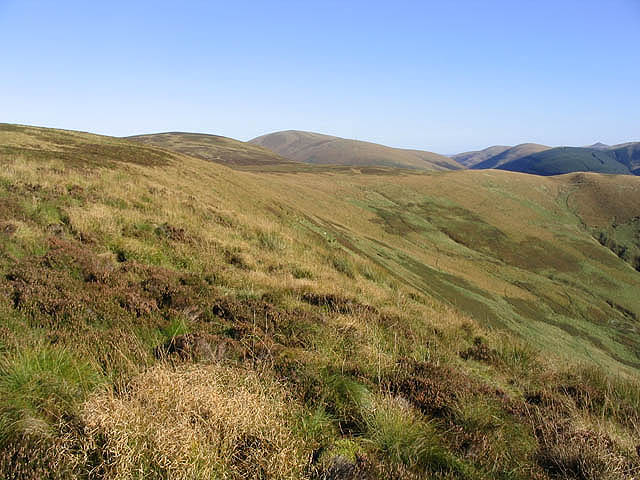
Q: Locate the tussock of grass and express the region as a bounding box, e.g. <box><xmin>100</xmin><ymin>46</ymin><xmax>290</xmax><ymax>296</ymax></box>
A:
<box><xmin>366</xmin><ymin>396</ymin><xmax>470</xmax><ymax>477</ymax></box>
<box><xmin>0</xmin><ymin>344</ymin><xmax>101</xmax><ymax>445</ymax></box>
<box><xmin>81</xmin><ymin>364</ymin><xmax>307</xmax><ymax>479</ymax></box>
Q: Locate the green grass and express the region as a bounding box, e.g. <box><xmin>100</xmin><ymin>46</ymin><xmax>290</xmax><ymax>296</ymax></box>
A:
<box><xmin>0</xmin><ymin>344</ymin><xmax>101</xmax><ymax>445</ymax></box>
<box><xmin>1</xmin><ymin>123</ymin><xmax>639</xmax><ymax>479</ymax></box>
<box><xmin>366</xmin><ymin>398</ymin><xmax>472</xmax><ymax>477</ymax></box>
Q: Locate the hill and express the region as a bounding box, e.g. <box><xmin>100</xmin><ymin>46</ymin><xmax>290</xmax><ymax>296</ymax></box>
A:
<box><xmin>472</xmin><ymin>143</ymin><xmax>551</xmax><ymax>169</ymax></box>
<box><xmin>127</xmin><ymin>131</ymin><xmax>295</xmax><ymax>168</ymax></box>
<box><xmin>249</xmin><ymin>130</ymin><xmax>463</xmax><ymax>171</ymax></box>
<box><xmin>587</xmin><ymin>142</ymin><xmax>610</xmax><ymax>150</ymax></box>
<box><xmin>451</xmin><ymin>145</ymin><xmax>510</xmax><ymax>167</ymax></box>
<box><xmin>498</xmin><ymin>147</ymin><xmax>632</xmax><ymax>176</ymax></box>
<box><xmin>610</xmin><ymin>142</ymin><xmax>640</xmax><ymax>174</ymax></box>
<box><xmin>1</xmin><ymin>123</ymin><xmax>639</xmax><ymax>479</ymax></box>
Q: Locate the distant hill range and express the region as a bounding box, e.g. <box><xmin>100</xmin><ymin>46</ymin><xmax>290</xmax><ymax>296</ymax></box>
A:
<box><xmin>130</xmin><ymin>130</ymin><xmax>639</xmax><ymax>177</ymax></box>
<box><xmin>454</xmin><ymin>142</ymin><xmax>640</xmax><ymax>176</ymax></box>
<box><xmin>464</xmin><ymin>143</ymin><xmax>552</xmax><ymax>169</ymax></box>
<box><xmin>128</xmin><ymin>132</ymin><xmax>295</xmax><ymax>167</ymax></box>
<box><xmin>249</xmin><ymin>130</ymin><xmax>462</xmax><ymax>171</ymax></box>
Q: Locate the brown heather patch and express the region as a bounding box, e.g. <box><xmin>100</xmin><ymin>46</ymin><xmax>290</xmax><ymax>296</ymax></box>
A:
<box><xmin>210</xmin><ymin>295</ymin><xmax>323</xmax><ymax>351</ymax></box>
<box><xmin>459</xmin><ymin>336</ymin><xmax>499</xmax><ymax>364</ymax></box>
<box><xmin>531</xmin><ymin>409</ymin><xmax>640</xmax><ymax>480</ymax></box>
<box><xmin>383</xmin><ymin>358</ymin><xmax>478</xmax><ymax>417</ymax></box>
<box><xmin>300</xmin><ymin>291</ymin><xmax>378</xmax><ymax>315</ymax></box>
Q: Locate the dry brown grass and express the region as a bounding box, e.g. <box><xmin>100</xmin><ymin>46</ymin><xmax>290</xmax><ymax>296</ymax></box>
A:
<box><xmin>80</xmin><ymin>364</ymin><xmax>307</xmax><ymax>479</ymax></box>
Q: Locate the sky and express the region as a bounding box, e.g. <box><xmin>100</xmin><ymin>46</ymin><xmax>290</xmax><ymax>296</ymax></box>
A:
<box><xmin>1</xmin><ymin>0</ymin><xmax>639</xmax><ymax>153</ymax></box>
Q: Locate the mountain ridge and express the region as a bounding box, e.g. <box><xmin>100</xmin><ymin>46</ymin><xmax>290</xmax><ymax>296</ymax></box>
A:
<box><xmin>249</xmin><ymin>129</ymin><xmax>463</xmax><ymax>171</ymax></box>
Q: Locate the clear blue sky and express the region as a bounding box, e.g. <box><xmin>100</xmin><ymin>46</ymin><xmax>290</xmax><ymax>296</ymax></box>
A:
<box><xmin>1</xmin><ymin>0</ymin><xmax>639</xmax><ymax>153</ymax></box>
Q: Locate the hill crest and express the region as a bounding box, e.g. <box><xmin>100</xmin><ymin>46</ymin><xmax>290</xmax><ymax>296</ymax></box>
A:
<box><xmin>249</xmin><ymin>130</ymin><xmax>463</xmax><ymax>171</ymax></box>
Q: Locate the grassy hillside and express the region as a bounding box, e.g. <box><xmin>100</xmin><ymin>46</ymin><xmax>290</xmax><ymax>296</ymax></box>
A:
<box><xmin>128</xmin><ymin>131</ymin><xmax>295</xmax><ymax>168</ymax></box>
<box><xmin>1</xmin><ymin>123</ymin><xmax>640</xmax><ymax>479</ymax></box>
<box><xmin>451</xmin><ymin>145</ymin><xmax>510</xmax><ymax>167</ymax></box>
<box><xmin>472</xmin><ymin>143</ymin><xmax>551</xmax><ymax>169</ymax></box>
<box><xmin>567</xmin><ymin>172</ymin><xmax>640</xmax><ymax>271</ymax></box>
<box><xmin>250</xmin><ymin>130</ymin><xmax>463</xmax><ymax>171</ymax></box>
<box><xmin>498</xmin><ymin>147</ymin><xmax>631</xmax><ymax>176</ymax></box>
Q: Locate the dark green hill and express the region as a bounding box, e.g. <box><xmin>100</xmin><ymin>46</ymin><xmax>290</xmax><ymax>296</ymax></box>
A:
<box><xmin>611</xmin><ymin>142</ymin><xmax>640</xmax><ymax>174</ymax></box>
<box><xmin>498</xmin><ymin>147</ymin><xmax>631</xmax><ymax>176</ymax></box>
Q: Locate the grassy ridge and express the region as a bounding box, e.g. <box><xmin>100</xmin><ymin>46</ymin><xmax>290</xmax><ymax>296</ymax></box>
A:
<box><xmin>128</xmin><ymin>131</ymin><xmax>296</xmax><ymax>168</ymax></box>
<box><xmin>249</xmin><ymin>130</ymin><xmax>463</xmax><ymax>171</ymax></box>
<box><xmin>0</xmin><ymin>124</ymin><xmax>639</xmax><ymax>479</ymax></box>
<box><xmin>451</xmin><ymin>145</ymin><xmax>510</xmax><ymax>167</ymax></box>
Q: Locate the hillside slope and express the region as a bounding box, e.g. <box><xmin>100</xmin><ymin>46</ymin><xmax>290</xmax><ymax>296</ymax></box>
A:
<box><xmin>1</xmin><ymin>123</ymin><xmax>639</xmax><ymax>479</ymax></box>
<box><xmin>128</xmin><ymin>131</ymin><xmax>295</xmax><ymax>167</ymax></box>
<box><xmin>451</xmin><ymin>145</ymin><xmax>510</xmax><ymax>167</ymax></box>
<box><xmin>611</xmin><ymin>142</ymin><xmax>640</xmax><ymax>174</ymax></box>
<box><xmin>498</xmin><ymin>147</ymin><xmax>632</xmax><ymax>176</ymax></box>
<box><xmin>250</xmin><ymin>130</ymin><xmax>463</xmax><ymax>171</ymax></box>
<box><xmin>472</xmin><ymin>143</ymin><xmax>551</xmax><ymax>169</ymax></box>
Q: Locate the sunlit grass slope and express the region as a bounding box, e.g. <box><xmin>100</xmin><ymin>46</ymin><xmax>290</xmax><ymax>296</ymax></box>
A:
<box><xmin>249</xmin><ymin>166</ymin><xmax>640</xmax><ymax>373</ymax></box>
<box><xmin>1</xmin><ymin>123</ymin><xmax>639</xmax><ymax>479</ymax></box>
<box><xmin>250</xmin><ymin>130</ymin><xmax>463</xmax><ymax>171</ymax></box>
<box><xmin>128</xmin><ymin>131</ymin><xmax>295</xmax><ymax>167</ymax></box>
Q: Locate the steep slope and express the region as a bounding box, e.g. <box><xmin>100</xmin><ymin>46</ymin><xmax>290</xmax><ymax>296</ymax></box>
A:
<box><xmin>451</xmin><ymin>145</ymin><xmax>510</xmax><ymax>167</ymax></box>
<box><xmin>1</xmin><ymin>123</ymin><xmax>639</xmax><ymax>479</ymax></box>
<box><xmin>250</xmin><ymin>130</ymin><xmax>462</xmax><ymax>171</ymax></box>
<box><xmin>498</xmin><ymin>147</ymin><xmax>631</xmax><ymax>176</ymax></box>
<box><xmin>472</xmin><ymin>143</ymin><xmax>551</xmax><ymax>169</ymax></box>
<box><xmin>610</xmin><ymin>142</ymin><xmax>640</xmax><ymax>174</ymax></box>
<box><xmin>128</xmin><ymin>131</ymin><xmax>295</xmax><ymax>167</ymax></box>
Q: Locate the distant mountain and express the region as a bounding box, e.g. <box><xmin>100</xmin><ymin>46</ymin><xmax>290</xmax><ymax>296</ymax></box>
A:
<box><xmin>497</xmin><ymin>147</ymin><xmax>631</xmax><ymax>176</ymax></box>
<box><xmin>587</xmin><ymin>142</ymin><xmax>610</xmax><ymax>150</ymax></box>
<box><xmin>610</xmin><ymin>142</ymin><xmax>640</xmax><ymax>175</ymax></box>
<box><xmin>471</xmin><ymin>143</ymin><xmax>551</xmax><ymax>170</ymax></box>
<box><xmin>465</xmin><ymin>141</ymin><xmax>640</xmax><ymax>176</ymax></box>
<box><xmin>249</xmin><ymin>130</ymin><xmax>462</xmax><ymax>171</ymax></box>
<box><xmin>451</xmin><ymin>145</ymin><xmax>510</xmax><ymax>167</ymax></box>
<box><xmin>127</xmin><ymin>132</ymin><xmax>294</xmax><ymax>167</ymax></box>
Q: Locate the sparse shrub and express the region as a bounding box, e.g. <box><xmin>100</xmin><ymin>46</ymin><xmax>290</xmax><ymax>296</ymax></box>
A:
<box><xmin>224</xmin><ymin>249</ymin><xmax>253</xmax><ymax>269</ymax></box>
<box><xmin>331</xmin><ymin>255</ymin><xmax>355</xmax><ymax>278</ymax></box>
<box><xmin>257</xmin><ymin>229</ymin><xmax>288</xmax><ymax>251</ymax></box>
<box><xmin>292</xmin><ymin>265</ymin><xmax>314</xmax><ymax>279</ymax></box>
<box><xmin>459</xmin><ymin>336</ymin><xmax>498</xmax><ymax>364</ymax></box>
